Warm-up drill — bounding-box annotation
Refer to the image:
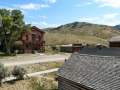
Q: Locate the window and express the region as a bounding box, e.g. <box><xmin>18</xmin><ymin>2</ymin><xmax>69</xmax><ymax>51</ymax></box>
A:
<box><xmin>26</xmin><ymin>44</ymin><xmax>29</xmax><ymax>49</ymax></box>
<box><xmin>32</xmin><ymin>34</ymin><xmax>35</xmax><ymax>41</ymax></box>
<box><xmin>26</xmin><ymin>35</ymin><xmax>28</xmax><ymax>40</ymax></box>
<box><xmin>39</xmin><ymin>36</ymin><xmax>41</xmax><ymax>41</ymax></box>
<box><xmin>38</xmin><ymin>44</ymin><xmax>41</xmax><ymax>50</ymax></box>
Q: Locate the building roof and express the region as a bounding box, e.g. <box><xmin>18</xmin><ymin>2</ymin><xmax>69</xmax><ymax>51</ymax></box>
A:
<box><xmin>109</xmin><ymin>35</ymin><xmax>120</xmax><ymax>42</ymax></box>
<box><xmin>79</xmin><ymin>47</ymin><xmax>120</xmax><ymax>57</ymax></box>
<box><xmin>56</xmin><ymin>54</ymin><xmax>120</xmax><ymax>90</ymax></box>
<box><xmin>60</xmin><ymin>44</ymin><xmax>73</xmax><ymax>47</ymax></box>
<box><xmin>31</xmin><ymin>26</ymin><xmax>45</xmax><ymax>33</ymax></box>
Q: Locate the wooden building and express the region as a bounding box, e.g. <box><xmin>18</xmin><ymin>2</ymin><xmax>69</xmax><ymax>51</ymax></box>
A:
<box><xmin>56</xmin><ymin>48</ymin><xmax>120</xmax><ymax>90</ymax></box>
<box><xmin>15</xmin><ymin>26</ymin><xmax>45</xmax><ymax>53</ymax></box>
<box><xmin>109</xmin><ymin>35</ymin><xmax>120</xmax><ymax>47</ymax></box>
<box><xmin>60</xmin><ymin>44</ymin><xmax>83</xmax><ymax>53</ymax></box>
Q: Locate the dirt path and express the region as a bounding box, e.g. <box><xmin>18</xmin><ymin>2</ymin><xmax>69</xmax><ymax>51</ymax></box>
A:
<box><xmin>2</xmin><ymin>54</ymin><xmax>70</xmax><ymax>67</ymax></box>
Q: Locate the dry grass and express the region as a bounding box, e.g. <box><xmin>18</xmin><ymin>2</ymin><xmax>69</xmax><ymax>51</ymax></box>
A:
<box><xmin>0</xmin><ymin>75</ymin><xmax>58</xmax><ymax>90</ymax></box>
<box><xmin>0</xmin><ymin>79</ymin><xmax>32</xmax><ymax>90</ymax></box>
<box><xmin>23</xmin><ymin>61</ymin><xmax>64</xmax><ymax>73</ymax></box>
<box><xmin>0</xmin><ymin>61</ymin><xmax>63</xmax><ymax>90</ymax></box>
<box><xmin>44</xmin><ymin>22</ymin><xmax>120</xmax><ymax>46</ymax></box>
<box><xmin>30</xmin><ymin>76</ymin><xmax>58</xmax><ymax>90</ymax></box>
<box><xmin>42</xmin><ymin>72</ymin><xmax>58</xmax><ymax>80</ymax></box>
<box><xmin>44</xmin><ymin>32</ymin><xmax>109</xmax><ymax>46</ymax></box>
<box><xmin>8</xmin><ymin>61</ymin><xmax>64</xmax><ymax>74</ymax></box>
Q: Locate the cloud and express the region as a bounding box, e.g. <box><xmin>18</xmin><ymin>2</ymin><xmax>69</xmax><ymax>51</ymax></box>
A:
<box><xmin>28</xmin><ymin>21</ymin><xmax>61</xmax><ymax>28</ymax></box>
<box><xmin>13</xmin><ymin>3</ymin><xmax>50</xmax><ymax>10</ymax></box>
<box><xmin>103</xmin><ymin>13</ymin><xmax>119</xmax><ymax>19</ymax></box>
<box><xmin>43</xmin><ymin>0</ymin><xmax>57</xmax><ymax>3</ymax></box>
<box><xmin>76</xmin><ymin>2</ymin><xmax>91</xmax><ymax>7</ymax></box>
<box><xmin>39</xmin><ymin>15</ymin><xmax>47</xmax><ymax>18</ymax></box>
<box><xmin>93</xmin><ymin>0</ymin><xmax>120</xmax><ymax>8</ymax></box>
<box><xmin>27</xmin><ymin>15</ymin><xmax>37</xmax><ymax>18</ymax></box>
<box><xmin>0</xmin><ymin>6</ymin><xmax>27</xmax><ymax>14</ymax></box>
<box><xmin>98</xmin><ymin>20</ymin><xmax>120</xmax><ymax>26</ymax></box>
<box><xmin>0</xmin><ymin>6</ymin><xmax>15</xmax><ymax>11</ymax></box>
<box><xmin>79</xmin><ymin>17</ymin><xmax>99</xmax><ymax>21</ymax></box>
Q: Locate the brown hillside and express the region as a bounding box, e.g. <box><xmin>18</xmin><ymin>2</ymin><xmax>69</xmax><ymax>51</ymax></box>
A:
<box><xmin>43</xmin><ymin>22</ymin><xmax>120</xmax><ymax>46</ymax></box>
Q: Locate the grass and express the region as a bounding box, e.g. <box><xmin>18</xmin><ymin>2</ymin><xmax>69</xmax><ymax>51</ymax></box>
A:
<box><xmin>45</xmin><ymin>46</ymin><xmax>71</xmax><ymax>55</ymax></box>
<box><xmin>44</xmin><ymin>32</ymin><xmax>109</xmax><ymax>46</ymax></box>
<box><xmin>30</xmin><ymin>77</ymin><xmax>58</xmax><ymax>90</ymax></box>
<box><xmin>0</xmin><ymin>60</ymin><xmax>64</xmax><ymax>90</ymax></box>
<box><xmin>20</xmin><ymin>61</ymin><xmax>64</xmax><ymax>74</ymax></box>
<box><xmin>42</xmin><ymin>72</ymin><xmax>58</xmax><ymax>81</ymax></box>
<box><xmin>44</xmin><ymin>22</ymin><xmax>120</xmax><ymax>46</ymax></box>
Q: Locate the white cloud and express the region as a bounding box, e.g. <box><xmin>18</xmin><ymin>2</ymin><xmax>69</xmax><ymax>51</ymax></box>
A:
<box><xmin>86</xmin><ymin>2</ymin><xmax>91</xmax><ymax>5</ymax></box>
<box><xmin>0</xmin><ymin>6</ymin><xmax>15</xmax><ymax>11</ymax></box>
<box><xmin>0</xmin><ymin>6</ymin><xmax>27</xmax><ymax>14</ymax></box>
<box><xmin>13</xmin><ymin>3</ymin><xmax>50</xmax><ymax>10</ymax></box>
<box><xmin>76</xmin><ymin>2</ymin><xmax>91</xmax><ymax>7</ymax></box>
<box><xmin>29</xmin><ymin>21</ymin><xmax>61</xmax><ymax>28</ymax></box>
<box><xmin>43</xmin><ymin>0</ymin><xmax>57</xmax><ymax>3</ymax></box>
<box><xmin>103</xmin><ymin>13</ymin><xmax>119</xmax><ymax>19</ymax></box>
<box><xmin>31</xmin><ymin>21</ymin><xmax>47</xmax><ymax>25</ymax></box>
<box><xmin>27</xmin><ymin>15</ymin><xmax>37</xmax><ymax>18</ymax></box>
<box><xmin>93</xmin><ymin>0</ymin><xmax>120</xmax><ymax>8</ymax></box>
<box><xmin>39</xmin><ymin>15</ymin><xmax>47</xmax><ymax>18</ymax></box>
<box><xmin>98</xmin><ymin>20</ymin><xmax>120</xmax><ymax>26</ymax></box>
<box><xmin>79</xmin><ymin>17</ymin><xmax>99</xmax><ymax>21</ymax></box>
<box><xmin>76</xmin><ymin>4</ymin><xmax>84</xmax><ymax>7</ymax></box>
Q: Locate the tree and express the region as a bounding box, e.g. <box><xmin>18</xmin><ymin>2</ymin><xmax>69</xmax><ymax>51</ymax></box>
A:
<box><xmin>0</xmin><ymin>62</ymin><xmax>10</xmax><ymax>86</ymax></box>
<box><xmin>12</xmin><ymin>66</ymin><xmax>26</xmax><ymax>80</ymax></box>
<box><xmin>0</xmin><ymin>9</ymin><xmax>31</xmax><ymax>55</ymax></box>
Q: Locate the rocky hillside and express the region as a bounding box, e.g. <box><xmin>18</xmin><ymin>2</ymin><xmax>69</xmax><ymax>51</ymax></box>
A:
<box><xmin>43</xmin><ymin>22</ymin><xmax>120</xmax><ymax>46</ymax></box>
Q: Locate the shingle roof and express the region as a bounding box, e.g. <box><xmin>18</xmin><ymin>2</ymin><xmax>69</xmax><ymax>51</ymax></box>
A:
<box><xmin>109</xmin><ymin>35</ymin><xmax>120</xmax><ymax>42</ymax></box>
<box><xmin>56</xmin><ymin>54</ymin><xmax>120</xmax><ymax>90</ymax></box>
<box><xmin>79</xmin><ymin>47</ymin><xmax>120</xmax><ymax>57</ymax></box>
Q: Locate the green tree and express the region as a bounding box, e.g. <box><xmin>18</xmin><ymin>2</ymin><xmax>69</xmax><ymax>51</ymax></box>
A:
<box><xmin>0</xmin><ymin>62</ymin><xmax>10</xmax><ymax>86</ymax></box>
<box><xmin>0</xmin><ymin>9</ymin><xmax>31</xmax><ymax>55</ymax></box>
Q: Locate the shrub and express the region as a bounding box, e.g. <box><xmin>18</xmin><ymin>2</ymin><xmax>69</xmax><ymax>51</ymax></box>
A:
<box><xmin>0</xmin><ymin>62</ymin><xmax>10</xmax><ymax>86</ymax></box>
<box><xmin>12</xmin><ymin>66</ymin><xmax>26</xmax><ymax>80</ymax></box>
<box><xmin>14</xmin><ymin>50</ymin><xmax>18</xmax><ymax>56</ymax></box>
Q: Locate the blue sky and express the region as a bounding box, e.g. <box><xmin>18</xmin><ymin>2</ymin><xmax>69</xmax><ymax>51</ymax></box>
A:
<box><xmin>0</xmin><ymin>0</ymin><xmax>120</xmax><ymax>29</ymax></box>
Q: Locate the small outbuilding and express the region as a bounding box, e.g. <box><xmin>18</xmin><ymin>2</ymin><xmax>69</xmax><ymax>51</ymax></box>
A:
<box><xmin>109</xmin><ymin>35</ymin><xmax>120</xmax><ymax>47</ymax></box>
<box><xmin>60</xmin><ymin>44</ymin><xmax>84</xmax><ymax>53</ymax></box>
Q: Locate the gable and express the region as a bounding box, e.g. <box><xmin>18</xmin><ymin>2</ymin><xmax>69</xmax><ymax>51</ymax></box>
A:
<box><xmin>56</xmin><ymin>54</ymin><xmax>120</xmax><ymax>90</ymax></box>
<box><xmin>31</xmin><ymin>26</ymin><xmax>45</xmax><ymax>34</ymax></box>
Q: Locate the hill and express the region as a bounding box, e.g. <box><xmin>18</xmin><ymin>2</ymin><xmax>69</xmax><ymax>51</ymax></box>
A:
<box><xmin>43</xmin><ymin>22</ymin><xmax>120</xmax><ymax>46</ymax></box>
<box><xmin>114</xmin><ymin>25</ymin><xmax>120</xmax><ymax>30</ymax></box>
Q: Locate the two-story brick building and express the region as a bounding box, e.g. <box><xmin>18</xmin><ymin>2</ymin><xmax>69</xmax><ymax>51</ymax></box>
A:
<box><xmin>15</xmin><ymin>26</ymin><xmax>45</xmax><ymax>53</ymax></box>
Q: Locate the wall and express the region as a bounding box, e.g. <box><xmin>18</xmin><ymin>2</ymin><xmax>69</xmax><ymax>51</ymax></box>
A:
<box><xmin>58</xmin><ymin>77</ymin><xmax>94</xmax><ymax>90</ymax></box>
<box><xmin>109</xmin><ymin>42</ymin><xmax>120</xmax><ymax>47</ymax></box>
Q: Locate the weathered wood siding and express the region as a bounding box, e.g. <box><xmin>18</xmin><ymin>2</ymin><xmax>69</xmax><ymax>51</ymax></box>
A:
<box><xmin>109</xmin><ymin>42</ymin><xmax>120</xmax><ymax>47</ymax></box>
<box><xmin>58</xmin><ymin>77</ymin><xmax>94</xmax><ymax>90</ymax></box>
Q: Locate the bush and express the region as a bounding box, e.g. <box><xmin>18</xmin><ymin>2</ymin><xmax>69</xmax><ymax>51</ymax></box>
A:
<box><xmin>14</xmin><ymin>50</ymin><xmax>18</xmax><ymax>56</ymax></box>
<box><xmin>0</xmin><ymin>62</ymin><xmax>10</xmax><ymax>86</ymax></box>
<box><xmin>12</xmin><ymin>66</ymin><xmax>26</xmax><ymax>80</ymax></box>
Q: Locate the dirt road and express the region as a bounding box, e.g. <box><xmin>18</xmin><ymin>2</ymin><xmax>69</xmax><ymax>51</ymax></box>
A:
<box><xmin>2</xmin><ymin>54</ymin><xmax>71</xmax><ymax>67</ymax></box>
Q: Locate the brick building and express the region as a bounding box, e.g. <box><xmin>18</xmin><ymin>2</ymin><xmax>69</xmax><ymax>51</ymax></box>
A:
<box><xmin>14</xmin><ymin>26</ymin><xmax>45</xmax><ymax>53</ymax></box>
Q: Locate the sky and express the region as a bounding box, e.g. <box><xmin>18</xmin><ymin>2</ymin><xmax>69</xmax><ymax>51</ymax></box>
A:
<box><xmin>0</xmin><ymin>0</ymin><xmax>120</xmax><ymax>29</ymax></box>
